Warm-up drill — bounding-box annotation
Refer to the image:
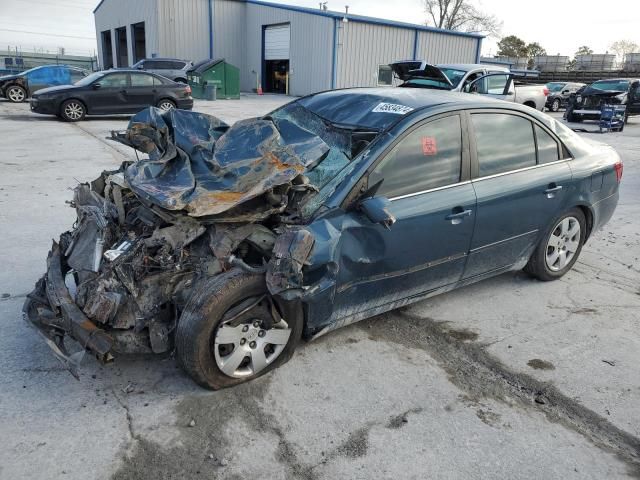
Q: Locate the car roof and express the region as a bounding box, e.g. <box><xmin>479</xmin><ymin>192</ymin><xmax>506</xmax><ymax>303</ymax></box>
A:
<box><xmin>140</xmin><ymin>58</ymin><xmax>188</xmax><ymax>62</ymax></box>
<box><xmin>298</xmin><ymin>87</ymin><xmax>528</xmax><ymax>130</ymax></box>
<box><xmin>438</xmin><ymin>63</ymin><xmax>509</xmax><ymax>72</ymax></box>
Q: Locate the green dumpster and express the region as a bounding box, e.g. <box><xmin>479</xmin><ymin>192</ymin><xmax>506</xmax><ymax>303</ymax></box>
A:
<box><xmin>187</xmin><ymin>58</ymin><xmax>240</xmax><ymax>100</ymax></box>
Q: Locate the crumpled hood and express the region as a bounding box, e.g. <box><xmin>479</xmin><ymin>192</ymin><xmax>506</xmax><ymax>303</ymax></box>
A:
<box><xmin>111</xmin><ymin>108</ymin><xmax>331</xmax><ymax>217</ymax></box>
<box><xmin>33</xmin><ymin>84</ymin><xmax>76</xmax><ymax>95</ymax></box>
<box><xmin>0</xmin><ymin>73</ymin><xmax>21</xmax><ymax>85</ymax></box>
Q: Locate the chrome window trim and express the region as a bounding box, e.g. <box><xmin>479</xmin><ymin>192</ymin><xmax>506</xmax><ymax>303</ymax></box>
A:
<box><xmin>472</xmin><ymin>158</ymin><xmax>571</xmax><ymax>183</ymax></box>
<box><xmin>389</xmin><ymin>180</ymin><xmax>472</xmax><ymax>202</ymax></box>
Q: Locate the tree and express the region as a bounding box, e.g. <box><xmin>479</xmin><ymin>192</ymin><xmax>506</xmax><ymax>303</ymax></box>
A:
<box><xmin>423</xmin><ymin>0</ymin><xmax>502</xmax><ymax>36</ymax></box>
<box><xmin>526</xmin><ymin>42</ymin><xmax>546</xmax><ymax>69</ymax></box>
<box><xmin>497</xmin><ymin>35</ymin><xmax>528</xmax><ymax>57</ymax></box>
<box><xmin>575</xmin><ymin>46</ymin><xmax>593</xmax><ymax>57</ymax></box>
<box><xmin>609</xmin><ymin>39</ymin><xmax>639</xmax><ymax>63</ymax></box>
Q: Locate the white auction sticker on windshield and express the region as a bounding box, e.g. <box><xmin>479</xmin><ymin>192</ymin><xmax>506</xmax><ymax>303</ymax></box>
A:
<box><xmin>371</xmin><ymin>102</ymin><xmax>414</xmax><ymax>115</ymax></box>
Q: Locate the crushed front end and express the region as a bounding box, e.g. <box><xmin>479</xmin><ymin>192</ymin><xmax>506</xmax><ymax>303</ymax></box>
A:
<box><xmin>23</xmin><ymin>105</ymin><xmax>370</xmax><ymax>377</ymax></box>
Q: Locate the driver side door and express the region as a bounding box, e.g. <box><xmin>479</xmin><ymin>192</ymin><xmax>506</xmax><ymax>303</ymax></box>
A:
<box><xmin>331</xmin><ymin>112</ymin><xmax>477</xmax><ymax>319</ymax></box>
<box><xmin>89</xmin><ymin>72</ymin><xmax>130</xmax><ymax>114</ymax></box>
<box><xmin>466</xmin><ymin>73</ymin><xmax>516</xmax><ymax>102</ymax></box>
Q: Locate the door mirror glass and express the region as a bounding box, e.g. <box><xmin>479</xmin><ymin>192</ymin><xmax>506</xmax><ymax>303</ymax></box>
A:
<box><xmin>358</xmin><ymin>197</ymin><xmax>396</xmax><ymax>229</ymax></box>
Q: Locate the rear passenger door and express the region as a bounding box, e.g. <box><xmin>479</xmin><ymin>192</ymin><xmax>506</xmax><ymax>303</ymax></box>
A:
<box><xmin>128</xmin><ymin>73</ymin><xmax>157</xmax><ymax>112</ymax></box>
<box><xmin>463</xmin><ymin>110</ymin><xmax>572</xmax><ymax>279</ymax></box>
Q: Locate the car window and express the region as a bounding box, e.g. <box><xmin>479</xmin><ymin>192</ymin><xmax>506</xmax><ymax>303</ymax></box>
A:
<box><xmin>535</xmin><ymin>125</ymin><xmax>560</xmax><ymax>164</ymax></box>
<box><xmin>470</xmin><ymin>74</ymin><xmax>510</xmax><ymax>95</ymax></box>
<box><xmin>153</xmin><ymin>76</ymin><xmax>169</xmax><ymax>86</ymax></box>
<box><xmin>131</xmin><ymin>73</ymin><xmax>155</xmax><ymax>87</ymax></box>
<box><xmin>169</xmin><ymin>61</ymin><xmax>185</xmax><ymax>70</ymax></box>
<box><xmin>472</xmin><ymin>113</ymin><xmax>536</xmax><ymax>177</ymax></box>
<box><xmin>369</xmin><ymin>115</ymin><xmax>462</xmax><ymax>199</ymax></box>
<box><xmin>152</xmin><ymin>61</ymin><xmax>174</xmax><ymax>69</ymax></box>
<box><xmin>142</xmin><ymin>60</ymin><xmax>158</xmax><ymax>69</ymax></box>
<box><xmin>98</xmin><ymin>73</ymin><xmax>128</xmax><ymax>88</ymax></box>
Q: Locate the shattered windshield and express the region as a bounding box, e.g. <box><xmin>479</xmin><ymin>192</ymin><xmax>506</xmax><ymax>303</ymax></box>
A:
<box><xmin>589</xmin><ymin>80</ymin><xmax>629</xmax><ymax>92</ymax></box>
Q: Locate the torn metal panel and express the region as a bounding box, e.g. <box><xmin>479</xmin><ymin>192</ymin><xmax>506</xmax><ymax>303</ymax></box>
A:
<box><xmin>266</xmin><ymin>230</ymin><xmax>315</xmax><ymax>299</ymax></box>
<box><xmin>111</xmin><ymin>108</ymin><xmax>333</xmax><ymax>217</ymax></box>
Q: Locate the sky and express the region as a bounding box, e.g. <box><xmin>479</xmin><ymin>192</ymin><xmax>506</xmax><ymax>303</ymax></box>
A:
<box><xmin>1</xmin><ymin>0</ymin><xmax>638</xmax><ymax>58</ymax></box>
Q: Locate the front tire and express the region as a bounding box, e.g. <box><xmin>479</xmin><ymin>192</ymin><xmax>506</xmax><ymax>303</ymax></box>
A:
<box><xmin>524</xmin><ymin>208</ymin><xmax>586</xmax><ymax>281</ymax></box>
<box><xmin>550</xmin><ymin>98</ymin><xmax>561</xmax><ymax>112</ymax></box>
<box><xmin>60</xmin><ymin>99</ymin><xmax>86</xmax><ymax>122</ymax></box>
<box><xmin>176</xmin><ymin>269</ymin><xmax>303</xmax><ymax>390</ymax></box>
<box><xmin>7</xmin><ymin>85</ymin><xmax>27</xmax><ymax>103</ymax></box>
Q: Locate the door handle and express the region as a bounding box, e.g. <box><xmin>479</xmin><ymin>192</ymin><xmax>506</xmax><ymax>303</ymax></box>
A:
<box><xmin>544</xmin><ymin>184</ymin><xmax>563</xmax><ymax>198</ymax></box>
<box><xmin>445</xmin><ymin>208</ymin><xmax>472</xmax><ymax>225</ymax></box>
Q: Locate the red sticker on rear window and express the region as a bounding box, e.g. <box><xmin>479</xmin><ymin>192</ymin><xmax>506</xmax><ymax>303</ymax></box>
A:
<box><xmin>422</xmin><ymin>137</ymin><xmax>437</xmax><ymax>156</ymax></box>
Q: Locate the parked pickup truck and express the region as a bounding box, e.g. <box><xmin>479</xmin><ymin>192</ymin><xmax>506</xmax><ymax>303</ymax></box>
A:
<box><xmin>391</xmin><ymin>62</ymin><xmax>548</xmax><ymax>111</ymax></box>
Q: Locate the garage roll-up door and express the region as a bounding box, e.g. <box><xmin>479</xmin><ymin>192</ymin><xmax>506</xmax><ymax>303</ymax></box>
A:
<box><xmin>265</xmin><ymin>24</ymin><xmax>290</xmax><ymax>60</ymax></box>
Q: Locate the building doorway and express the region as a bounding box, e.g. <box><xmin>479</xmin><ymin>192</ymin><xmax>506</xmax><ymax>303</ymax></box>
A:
<box><xmin>101</xmin><ymin>30</ymin><xmax>113</xmax><ymax>69</ymax></box>
<box><xmin>263</xmin><ymin>24</ymin><xmax>290</xmax><ymax>94</ymax></box>
<box><xmin>115</xmin><ymin>26</ymin><xmax>128</xmax><ymax>67</ymax></box>
<box><xmin>132</xmin><ymin>22</ymin><xmax>146</xmax><ymax>63</ymax></box>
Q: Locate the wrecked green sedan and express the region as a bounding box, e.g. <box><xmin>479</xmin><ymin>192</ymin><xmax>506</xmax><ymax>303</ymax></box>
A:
<box><xmin>25</xmin><ymin>88</ymin><xmax>620</xmax><ymax>389</ymax></box>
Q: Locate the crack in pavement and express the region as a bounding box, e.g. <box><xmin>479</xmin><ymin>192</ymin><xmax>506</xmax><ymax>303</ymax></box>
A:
<box><xmin>363</xmin><ymin>310</ymin><xmax>640</xmax><ymax>477</ymax></box>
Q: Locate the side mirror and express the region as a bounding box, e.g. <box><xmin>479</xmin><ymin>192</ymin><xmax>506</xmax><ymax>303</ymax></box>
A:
<box><xmin>92</xmin><ymin>82</ymin><xmax>102</xmax><ymax>90</ymax></box>
<box><xmin>562</xmin><ymin>90</ymin><xmax>570</xmax><ymax>94</ymax></box>
<box><xmin>136</xmin><ymin>64</ymin><xmax>144</xmax><ymax>70</ymax></box>
<box><xmin>358</xmin><ymin>197</ymin><xmax>396</xmax><ymax>230</ymax></box>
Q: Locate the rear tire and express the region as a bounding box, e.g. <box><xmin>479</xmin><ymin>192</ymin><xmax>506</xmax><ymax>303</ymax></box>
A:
<box><xmin>60</xmin><ymin>99</ymin><xmax>86</xmax><ymax>122</ymax></box>
<box><xmin>6</xmin><ymin>85</ymin><xmax>27</xmax><ymax>103</ymax></box>
<box><xmin>157</xmin><ymin>98</ymin><xmax>176</xmax><ymax>111</ymax></box>
<box><xmin>175</xmin><ymin>269</ymin><xmax>303</xmax><ymax>390</ymax></box>
<box><xmin>524</xmin><ymin>208</ymin><xmax>586</xmax><ymax>281</ymax></box>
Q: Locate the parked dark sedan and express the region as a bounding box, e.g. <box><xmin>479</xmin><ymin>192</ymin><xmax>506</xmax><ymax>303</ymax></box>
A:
<box><xmin>0</xmin><ymin>64</ymin><xmax>88</xmax><ymax>103</ymax></box>
<box><xmin>29</xmin><ymin>69</ymin><xmax>193</xmax><ymax>121</ymax></box>
<box><xmin>25</xmin><ymin>89</ymin><xmax>621</xmax><ymax>389</ymax></box>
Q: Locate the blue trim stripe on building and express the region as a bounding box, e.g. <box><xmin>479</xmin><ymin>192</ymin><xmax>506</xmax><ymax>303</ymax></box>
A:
<box><xmin>475</xmin><ymin>37</ymin><xmax>483</xmax><ymax>63</ymax></box>
<box><xmin>208</xmin><ymin>0</ymin><xmax>215</xmax><ymax>58</ymax></box>
<box><xmin>245</xmin><ymin>0</ymin><xmax>484</xmax><ymax>39</ymax></box>
<box><xmin>331</xmin><ymin>18</ymin><xmax>338</xmax><ymax>89</ymax></box>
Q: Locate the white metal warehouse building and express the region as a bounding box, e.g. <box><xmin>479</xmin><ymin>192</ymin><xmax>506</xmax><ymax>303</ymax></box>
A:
<box><xmin>93</xmin><ymin>0</ymin><xmax>483</xmax><ymax>96</ymax></box>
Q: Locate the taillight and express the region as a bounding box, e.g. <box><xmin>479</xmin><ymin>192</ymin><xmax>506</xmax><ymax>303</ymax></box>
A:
<box><xmin>614</xmin><ymin>161</ymin><xmax>623</xmax><ymax>183</ymax></box>
<box><xmin>543</xmin><ymin>87</ymin><xmax>549</xmax><ymax>96</ymax></box>
<box><xmin>185</xmin><ymin>85</ymin><xmax>192</xmax><ymax>95</ymax></box>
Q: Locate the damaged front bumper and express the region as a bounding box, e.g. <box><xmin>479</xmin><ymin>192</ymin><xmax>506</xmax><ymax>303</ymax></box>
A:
<box><xmin>23</xmin><ymin>242</ymin><xmax>114</xmax><ymax>377</ymax></box>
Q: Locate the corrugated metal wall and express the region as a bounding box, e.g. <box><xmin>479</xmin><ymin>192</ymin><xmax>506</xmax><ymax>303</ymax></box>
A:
<box><xmin>213</xmin><ymin>0</ymin><xmax>246</xmax><ymax>76</ymax></box>
<box><xmin>415</xmin><ymin>31</ymin><xmax>478</xmax><ymax>64</ymax></box>
<box><xmin>94</xmin><ymin>0</ymin><xmax>159</xmax><ymax>68</ymax></box>
<box><xmin>157</xmin><ymin>0</ymin><xmax>210</xmax><ymax>62</ymax></box>
<box><xmin>244</xmin><ymin>3</ymin><xmax>333</xmax><ymax>96</ymax></box>
<box><xmin>336</xmin><ymin>21</ymin><xmax>414</xmax><ymax>89</ymax></box>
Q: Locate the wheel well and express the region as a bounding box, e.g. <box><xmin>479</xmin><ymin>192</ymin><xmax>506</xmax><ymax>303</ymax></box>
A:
<box><xmin>577</xmin><ymin>205</ymin><xmax>594</xmax><ymax>239</ymax></box>
<box><xmin>157</xmin><ymin>97</ymin><xmax>176</xmax><ymax>105</ymax></box>
<box><xmin>174</xmin><ymin>78</ymin><xmax>187</xmax><ymax>83</ymax></box>
<box><xmin>523</xmin><ymin>101</ymin><xmax>536</xmax><ymax>108</ymax></box>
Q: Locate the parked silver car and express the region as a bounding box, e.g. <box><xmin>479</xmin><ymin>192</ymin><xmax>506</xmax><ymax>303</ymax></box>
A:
<box><xmin>131</xmin><ymin>58</ymin><xmax>193</xmax><ymax>83</ymax></box>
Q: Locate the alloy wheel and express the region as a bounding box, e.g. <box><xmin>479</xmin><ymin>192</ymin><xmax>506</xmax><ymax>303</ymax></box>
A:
<box><xmin>158</xmin><ymin>101</ymin><xmax>175</xmax><ymax>111</ymax></box>
<box><xmin>552</xmin><ymin>99</ymin><xmax>560</xmax><ymax>112</ymax></box>
<box><xmin>64</xmin><ymin>102</ymin><xmax>84</xmax><ymax>120</ymax></box>
<box><xmin>212</xmin><ymin>296</ymin><xmax>292</xmax><ymax>378</ymax></box>
<box><xmin>8</xmin><ymin>87</ymin><xmax>25</xmax><ymax>102</ymax></box>
<box><xmin>545</xmin><ymin>216</ymin><xmax>580</xmax><ymax>272</ymax></box>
